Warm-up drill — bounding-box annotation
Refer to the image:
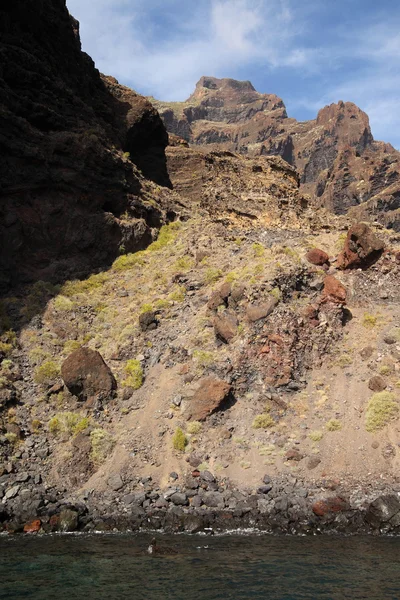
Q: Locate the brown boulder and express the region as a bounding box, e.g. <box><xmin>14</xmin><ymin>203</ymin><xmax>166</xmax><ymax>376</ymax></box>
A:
<box><xmin>368</xmin><ymin>375</ymin><xmax>387</xmax><ymax>392</ymax></box>
<box><xmin>139</xmin><ymin>310</ymin><xmax>158</xmax><ymax>331</ymax></box>
<box><xmin>337</xmin><ymin>223</ymin><xmax>384</xmax><ymax>269</ymax></box>
<box><xmin>246</xmin><ymin>297</ymin><xmax>278</xmax><ymax>322</ymax></box>
<box><xmin>61</xmin><ymin>348</ymin><xmax>116</xmax><ymax>403</ymax></box>
<box><xmin>312</xmin><ymin>497</ymin><xmax>350</xmax><ymax>516</ymax></box>
<box><xmin>23</xmin><ymin>519</ymin><xmax>41</xmax><ymax>534</ymax></box>
<box><xmin>321</xmin><ymin>275</ymin><xmax>346</xmax><ymax>304</ymax></box>
<box><xmin>306</xmin><ymin>248</ymin><xmax>330</xmax><ymax>266</ymax></box>
<box><xmin>187</xmin><ymin>378</ymin><xmax>232</xmax><ymax>421</ymax></box>
<box><xmin>213</xmin><ymin>313</ymin><xmax>238</xmax><ymax>343</ymax></box>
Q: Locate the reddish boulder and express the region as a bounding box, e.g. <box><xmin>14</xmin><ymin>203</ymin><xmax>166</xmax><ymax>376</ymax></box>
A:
<box><xmin>337</xmin><ymin>223</ymin><xmax>384</xmax><ymax>269</ymax></box>
<box><xmin>61</xmin><ymin>348</ymin><xmax>117</xmax><ymax>403</ymax></box>
<box><xmin>306</xmin><ymin>248</ymin><xmax>330</xmax><ymax>266</ymax></box>
<box><xmin>23</xmin><ymin>519</ymin><xmax>41</xmax><ymax>533</ymax></box>
<box><xmin>312</xmin><ymin>497</ymin><xmax>350</xmax><ymax>516</ymax></box>
<box><xmin>321</xmin><ymin>275</ymin><xmax>346</xmax><ymax>304</ymax></box>
<box><xmin>187</xmin><ymin>378</ymin><xmax>232</xmax><ymax>421</ymax></box>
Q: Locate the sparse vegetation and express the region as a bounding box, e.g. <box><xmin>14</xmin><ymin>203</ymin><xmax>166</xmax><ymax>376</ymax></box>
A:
<box><xmin>61</xmin><ymin>273</ymin><xmax>108</xmax><ymax>296</ymax></box>
<box><xmin>53</xmin><ymin>295</ymin><xmax>74</xmax><ymax>311</ymax></box>
<box><xmin>192</xmin><ymin>350</ymin><xmax>214</xmax><ymax>367</ymax></box>
<box><xmin>123</xmin><ymin>359</ymin><xmax>143</xmax><ymax>389</ymax></box>
<box><xmin>90</xmin><ymin>428</ymin><xmax>115</xmax><ymax>464</ymax></box>
<box><xmin>204</xmin><ymin>268</ymin><xmax>223</xmax><ymax>284</ymax></box>
<box><xmin>187</xmin><ymin>421</ymin><xmax>202</xmax><ymax>435</ymax></box>
<box><xmin>365</xmin><ymin>392</ymin><xmax>399</xmax><ymax>432</ymax></box>
<box><xmin>4</xmin><ymin>432</ymin><xmax>18</xmax><ymax>445</ymax></box>
<box><xmin>34</xmin><ymin>361</ymin><xmax>60</xmax><ymax>385</ymax></box>
<box><xmin>252</xmin><ymin>242</ymin><xmax>265</xmax><ymax>257</ymax></box>
<box><xmin>309</xmin><ymin>430</ymin><xmax>323</xmax><ymax>441</ymax></box>
<box><xmin>172</xmin><ymin>427</ymin><xmax>188</xmax><ymax>451</ymax></box>
<box><xmin>363</xmin><ymin>313</ymin><xmax>378</xmax><ymax>328</ymax></box>
<box><xmin>379</xmin><ymin>365</ymin><xmax>392</xmax><ymax>376</ymax></box>
<box><xmin>326</xmin><ymin>419</ymin><xmax>342</xmax><ymax>432</ymax></box>
<box><xmin>48</xmin><ymin>412</ymin><xmax>89</xmax><ymax>436</ymax></box>
<box><xmin>252</xmin><ymin>414</ymin><xmax>274</xmax><ymax>429</ymax></box>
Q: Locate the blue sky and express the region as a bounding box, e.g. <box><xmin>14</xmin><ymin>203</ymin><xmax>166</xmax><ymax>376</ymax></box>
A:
<box><xmin>66</xmin><ymin>0</ymin><xmax>400</xmax><ymax>147</ymax></box>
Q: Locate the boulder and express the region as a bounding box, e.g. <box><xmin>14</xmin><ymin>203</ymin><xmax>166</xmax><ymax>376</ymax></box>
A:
<box><xmin>321</xmin><ymin>275</ymin><xmax>346</xmax><ymax>304</ymax></box>
<box><xmin>312</xmin><ymin>497</ymin><xmax>350</xmax><ymax>516</ymax></box>
<box><xmin>246</xmin><ymin>297</ymin><xmax>278</xmax><ymax>322</ymax></box>
<box><xmin>59</xmin><ymin>509</ymin><xmax>79</xmax><ymax>532</ymax></box>
<box><xmin>139</xmin><ymin>311</ymin><xmax>158</xmax><ymax>331</ymax></box>
<box><xmin>365</xmin><ymin>494</ymin><xmax>400</xmax><ymax>528</ymax></box>
<box><xmin>23</xmin><ymin>519</ymin><xmax>41</xmax><ymax>533</ymax></box>
<box><xmin>213</xmin><ymin>313</ymin><xmax>238</xmax><ymax>343</ymax></box>
<box><xmin>61</xmin><ymin>348</ymin><xmax>116</xmax><ymax>403</ymax></box>
<box><xmin>186</xmin><ymin>378</ymin><xmax>232</xmax><ymax>421</ymax></box>
<box><xmin>368</xmin><ymin>375</ymin><xmax>387</xmax><ymax>392</ymax></box>
<box><xmin>306</xmin><ymin>248</ymin><xmax>330</xmax><ymax>266</ymax></box>
<box><xmin>337</xmin><ymin>223</ymin><xmax>384</xmax><ymax>269</ymax></box>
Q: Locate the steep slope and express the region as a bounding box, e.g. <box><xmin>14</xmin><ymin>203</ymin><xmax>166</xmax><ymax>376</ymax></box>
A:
<box><xmin>0</xmin><ymin>0</ymin><xmax>179</xmax><ymax>293</ymax></box>
<box><xmin>151</xmin><ymin>77</ymin><xmax>400</xmax><ymax>230</ymax></box>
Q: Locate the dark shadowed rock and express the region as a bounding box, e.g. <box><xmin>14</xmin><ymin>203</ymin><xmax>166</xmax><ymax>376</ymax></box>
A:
<box><xmin>186</xmin><ymin>378</ymin><xmax>232</xmax><ymax>421</ymax></box>
<box><xmin>139</xmin><ymin>311</ymin><xmax>158</xmax><ymax>331</ymax></box>
<box><xmin>365</xmin><ymin>495</ymin><xmax>400</xmax><ymax>528</ymax></box>
<box><xmin>61</xmin><ymin>347</ymin><xmax>116</xmax><ymax>403</ymax></box>
<box><xmin>368</xmin><ymin>375</ymin><xmax>387</xmax><ymax>392</ymax></box>
<box><xmin>213</xmin><ymin>313</ymin><xmax>238</xmax><ymax>343</ymax></box>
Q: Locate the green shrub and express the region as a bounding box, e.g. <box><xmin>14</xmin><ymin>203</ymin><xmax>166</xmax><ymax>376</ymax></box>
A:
<box><xmin>0</xmin><ymin>342</ymin><xmax>12</xmax><ymax>356</ymax></box>
<box><xmin>4</xmin><ymin>432</ymin><xmax>18</xmax><ymax>445</ymax></box>
<box><xmin>363</xmin><ymin>313</ymin><xmax>378</xmax><ymax>328</ymax></box>
<box><xmin>63</xmin><ymin>340</ymin><xmax>82</xmax><ymax>354</ymax></box>
<box><xmin>379</xmin><ymin>365</ymin><xmax>392</xmax><ymax>376</ymax></box>
<box><xmin>168</xmin><ymin>285</ymin><xmax>186</xmax><ymax>302</ymax></box>
<box><xmin>174</xmin><ymin>256</ymin><xmax>193</xmax><ymax>271</ymax></box>
<box><xmin>61</xmin><ymin>273</ymin><xmax>108</xmax><ymax>297</ymax></box>
<box><xmin>192</xmin><ymin>350</ymin><xmax>214</xmax><ymax>367</ymax></box>
<box><xmin>326</xmin><ymin>419</ymin><xmax>342</xmax><ymax>432</ymax></box>
<box><xmin>147</xmin><ymin>222</ymin><xmax>181</xmax><ymax>252</ymax></box>
<box><xmin>34</xmin><ymin>361</ymin><xmax>60</xmax><ymax>385</ymax></box>
<box><xmin>252</xmin><ymin>414</ymin><xmax>274</xmax><ymax>429</ymax></box>
<box><xmin>140</xmin><ymin>303</ymin><xmax>153</xmax><ymax>314</ymax></box>
<box><xmin>90</xmin><ymin>428</ymin><xmax>115</xmax><ymax>464</ymax></box>
<box><xmin>365</xmin><ymin>392</ymin><xmax>399</xmax><ymax>432</ymax></box>
<box><xmin>112</xmin><ymin>251</ymin><xmax>145</xmax><ymax>271</ymax></box>
<box><xmin>204</xmin><ymin>268</ymin><xmax>223</xmax><ymax>284</ymax></box>
<box><xmin>48</xmin><ymin>412</ymin><xmax>89</xmax><ymax>436</ymax></box>
<box><xmin>123</xmin><ymin>359</ymin><xmax>143</xmax><ymax>389</ymax></box>
<box><xmin>172</xmin><ymin>427</ymin><xmax>188</xmax><ymax>451</ymax></box>
<box><xmin>252</xmin><ymin>243</ymin><xmax>265</xmax><ymax>257</ymax></box>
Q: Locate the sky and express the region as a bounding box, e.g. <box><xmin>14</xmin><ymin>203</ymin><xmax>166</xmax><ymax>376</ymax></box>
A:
<box><xmin>66</xmin><ymin>0</ymin><xmax>400</xmax><ymax>147</ymax></box>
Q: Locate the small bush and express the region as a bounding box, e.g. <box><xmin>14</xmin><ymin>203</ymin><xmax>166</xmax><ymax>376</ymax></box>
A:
<box><xmin>140</xmin><ymin>303</ymin><xmax>153</xmax><ymax>314</ymax></box>
<box><xmin>61</xmin><ymin>273</ymin><xmax>108</xmax><ymax>297</ymax></box>
<box><xmin>34</xmin><ymin>361</ymin><xmax>60</xmax><ymax>385</ymax></box>
<box><xmin>252</xmin><ymin>243</ymin><xmax>265</xmax><ymax>257</ymax></box>
<box><xmin>252</xmin><ymin>414</ymin><xmax>274</xmax><ymax>429</ymax></box>
<box><xmin>168</xmin><ymin>285</ymin><xmax>186</xmax><ymax>302</ymax></box>
<box><xmin>365</xmin><ymin>392</ymin><xmax>399</xmax><ymax>432</ymax></box>
<box><xmin>63</xmin><ymin>340</ymin><xmax>82</xmax><ymax>354</ymax></box>
<box><xmin>90</xmin><ymin>428</ymin><xmax>115</xmax><ymax>464</ymax></box>
<box><xmin>379</xmin><ymin>365</ymin><xmax>392</xmax><ymax>376</ymax></box>
<box><xmin>187</xmin><ymin>421</ymin><xmax>202</xmax><ymax>435</ymax></box>
<box><xmin>174</xmin><ymin>256</ymin><xmax>193</xmax><ymax>271</ymax></box>
<box><xmin>4</xmin><ymin>432</ymin><xmax>18</xmax><ymax>445</ymax></box>
<box><xmin>53</xmin><ymin>296</ymin><xmax>74</xmax><ymax>311</ymax></box>
<box><xmin>172</xmin><ymin>427</ymin><xmax>188</xmax><ymax>451</ymax></box>
<box><xmin>204</xmin><ymin>268</ymin><xmax>223</xmax><ymax>284</ymax></box>
<box><xmin>363</xmin><ymin>313</ymin><xmax>378</xmax><ymax>328</ymax></box>
<box><xmin>309</xmin><ymin>430</ymin><xmax>323</xmax><ymax>442</ymax></box>
<box><xmin>31</xmin><ymin>419</ymin><xmax>42</xmax><ymax>433</ymax></box>
<box><xmin>336</xmin><ymin>353</ymin><xmax>353</xmax><ymax>368</ymax></box>
<box><xmin>192</xmin><ymin>350</ymin><xmax>214</xmax><ymax>367</ymax></box>
<box><xmin>123</xmin><ymin>359</ymin><xmax>143</xmax><ymax>389</ymax></box>
<box><xmin>48</xmin><ymin>412</ymin><xmax>89</xmax><ymax>436</ymax></box>
<box><xmin>326</xmin><ymin>419</ymin><xmax>342</xmax><ymax>432</ymax></box>
<box><xmin>0</xmin><ymin>342</ymin><xmax>12</xmax><ymax>356</ymax></box>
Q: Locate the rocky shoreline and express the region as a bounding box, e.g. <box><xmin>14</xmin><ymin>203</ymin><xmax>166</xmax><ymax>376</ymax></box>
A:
<box><xmin>2</xmin><ymin>468</ymin><xmax>400</xmax><ymax>535</ymax></box>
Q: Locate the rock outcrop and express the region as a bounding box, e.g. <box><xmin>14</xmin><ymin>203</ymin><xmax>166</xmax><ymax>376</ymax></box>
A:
<box><xmin>61</xmin><ymin>348</ymin><xmax>116</xmax><ymax>404</ymax></box>
<box><xmin>0</xmin><ymin>0</ymin><xmax>175</xmax><ymax>292</ymax></box>
<box><xmin>152</xmin><ymin>77</ymin><xmax>400</xmax><ymax>230</ymax></box>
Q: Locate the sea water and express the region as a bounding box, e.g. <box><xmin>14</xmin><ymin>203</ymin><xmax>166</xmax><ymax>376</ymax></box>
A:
<box><xmin>0</xmin><ymin>533</ymin><xmax>399</xmax><ymax>599</ymax></box>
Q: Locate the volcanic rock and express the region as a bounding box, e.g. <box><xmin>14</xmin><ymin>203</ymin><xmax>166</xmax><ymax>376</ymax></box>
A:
<box><xmin>337</xmin><ymin>224</ymin><xmax>384</xmax><ymax>269</ymax></box>
<box><xmin>61</xmin><ymin>347</ymin><xmax>117</xmax><ymax>403</ymax></box>
<box><xmin>186</xmin><ymin>378</ymin><xmax>232</xmax><ymax>421</ymax></box>
<box><xmin>306</xmin><ymin>248</ymin><xmax>330</xmax><ymax>266</ymax></box>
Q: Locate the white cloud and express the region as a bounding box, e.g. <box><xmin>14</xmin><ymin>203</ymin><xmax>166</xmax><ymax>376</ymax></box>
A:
<box><xmin>66</xmin><ymin>0</ymin><xmax>313</xmax><ymax>99</ymax></box>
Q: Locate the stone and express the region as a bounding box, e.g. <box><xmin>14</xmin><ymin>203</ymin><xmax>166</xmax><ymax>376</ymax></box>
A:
<box><xmin>170</xmin><ymin>493</ymin><xmax>188</xmax><ymax>506</ymax></box>
<box><xmin>246</xmin><ymin>298</ymin><xmax>278</xmax><ymax>322</ymax></box>
<box><xmin>360</xmin><ymin>346</ymin><xmax>374</xmax><ymax>360</ymax></box>
<box><xmin>321</xmin><ymin>275</ymin><xmax>346</xmax><ymax>304</ymax></box>
<box><xmin>187</xmin><ymin>453</ymin><xmax>202</xmax><ymax>468</ymax></box>
<box><xmin>207</xmin><ymin>291</ymin><xmax>225</xmax><ymax>310</ymax></box>
<box><xmin>186</xmin><ymin>378</ymin><xmax>232</xmax><ymax>421</ymax></box>
<box><xmin>200</xmin><ymin>470</ymin><xmax>215</xmax><ymax>483</ymax></box>
<box><xmin>307</xmin><ymin>457</ymin><xmax>321</xmax><ymax>470</ymax></box>
<box><xmin>285</xmin><ymin>450</ymin><xmax>304</xmax><ymax>462</ymax></box>
<box><xmin>139</xmin><ymin>311</ymin><xmax>158</xmax><ymax>332</ymax></box>
<box><xmin>257</xmin><ymin>485</ymin><xmax>272</xmax><ymax>494</ymax></box>
<box><xmin>337</xmin><ymin>223</ymin><xmax>384</xmax><ymax>269</ymax></box>
<box><xmin>4</xmin><ymin>485</ymin><xmax>20</xmax><ymax>500</ymax></box>
<box><xmin>312</xmin><ymin>497</ymin><xmax>350</xmax><ymax>516</ymax></box>
<box><xmin>368</xmin><ymin>375</ymin><xmax>387</xmax><ymax>392</ymax></box>
<box><xmin>202</xmin><ymin>491</ymin><xmax>224</xmax><ymax>508</ymax></box>
<box><xmin>23</xmin><ymin>519</ymin><xmax>41</xmax><ymax>533</ymax></box>
<box><xmin>107</xmin><ymin>474</ymin><xmax>124</xmax><ymax>491</ymax></box>
<box><xmin>61</xmin><ymin>348</ymin><xmax>117</xmax><ymax>403</ymax></box>
<box><xmin>213</xmin><ymin>313</ymin><xmax>238</xmax><ymax>343</ymax></box>
<box><xmin>365</xmin><ymin>495</ymin><xmax>400</xmax><ymax>528</ymax></box>
<box><xmin>306</xmin><ymin>248</ymin><xmax>330</xmax><ymax>266</ymax></box>
<box><xmin>231</xmin><ymin>284</ymin><xmax>246</xmax><ymax>302</ymax></box>
<box><xmin>59</xmin><ymin>509</ymin><xmax>79</xmax><ymax>532</ymax></box>
<box><xmin>383</xmin><ymin>335</ymin><xmax>396</xmax><ymax>345</ymax></box>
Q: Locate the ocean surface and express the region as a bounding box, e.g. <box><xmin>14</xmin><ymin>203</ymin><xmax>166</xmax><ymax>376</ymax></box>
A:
<box><xmin>0</xmin><ymin>533</ymin><xmax>399</xmax><ymax>600</ymax></box>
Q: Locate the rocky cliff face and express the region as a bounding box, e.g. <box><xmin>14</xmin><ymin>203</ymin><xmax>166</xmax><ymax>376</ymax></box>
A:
<box><xmin>0</xmin><ymin>0</ymin><xmax>177</xmax><ymax>292</ymax></box>
<box><xmin>151</xmin><ymin>77</ymin><xmax>400</xmax><ymax>230</ymax></box>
